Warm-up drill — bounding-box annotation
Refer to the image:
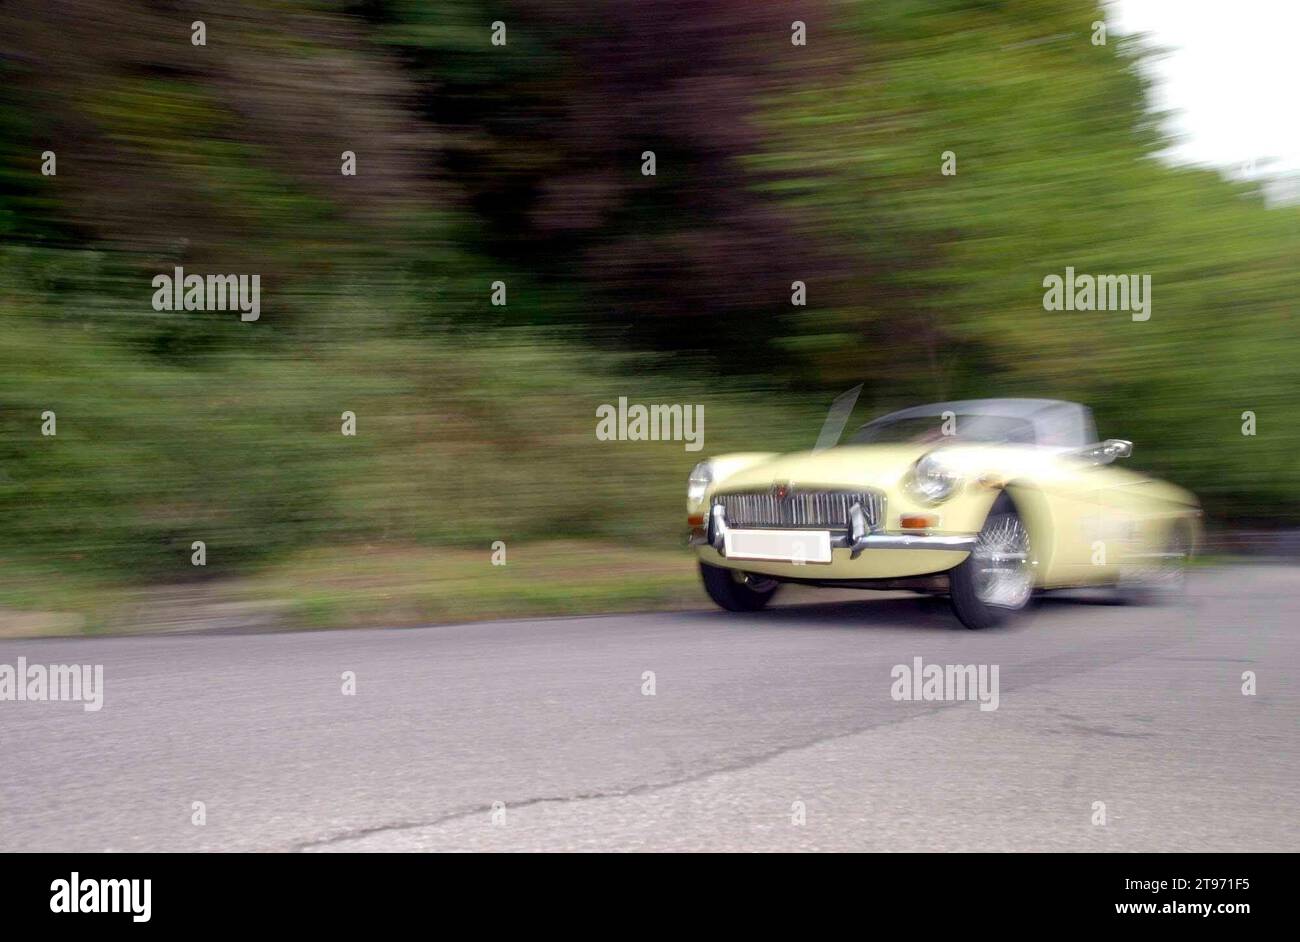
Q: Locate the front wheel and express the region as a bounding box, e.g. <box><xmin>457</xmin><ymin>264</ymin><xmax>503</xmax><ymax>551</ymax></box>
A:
<box><xmin>948</xmin><ymin>495</ymin><xmax>1034</xmax><ymax>630</ymax></box>
<box><xmin>699</xmin><ymin>562</ymin><xmax>780</xmax><ymax>612</ymax></box>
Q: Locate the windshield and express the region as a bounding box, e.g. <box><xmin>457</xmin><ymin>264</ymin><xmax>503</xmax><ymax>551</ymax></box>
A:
<box><xmin>847</xmin><ymin>413</ymin><xmax>1037</xmax><ymax>446</ymax></box>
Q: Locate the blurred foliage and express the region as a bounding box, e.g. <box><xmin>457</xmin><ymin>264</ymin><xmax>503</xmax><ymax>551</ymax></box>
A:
<box><xmin>1</xmin><ymin>0</ymin><xmax>1298</xmax><ymax>589</ymax></box>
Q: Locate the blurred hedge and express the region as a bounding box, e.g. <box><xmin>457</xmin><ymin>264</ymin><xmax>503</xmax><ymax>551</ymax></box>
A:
<box><xmin>2</xmin><ymin>0</ymin><xmax>1298</xmax><ymax>584</ymax></box>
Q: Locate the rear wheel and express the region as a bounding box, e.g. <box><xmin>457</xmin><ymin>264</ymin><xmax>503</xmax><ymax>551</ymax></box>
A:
<box><xmin>1117</xmin><ymin>522</ymin><xmax>1192</xmax><ymax>604</ymax></box>
<box><xmin>949</xmin><ymin>494</ymin><xmax>1034</xmax><ymax>629</ymax></box>
<box><xmin>699</xmin><ymin>562</ymin><xmax>780</xmax><ymax>612</ymax></box>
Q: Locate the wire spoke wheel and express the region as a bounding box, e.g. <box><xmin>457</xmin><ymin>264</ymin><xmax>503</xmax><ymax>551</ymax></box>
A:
<box><xmin>1118</xmin><ymin>525</ymin><xmax>1191</xmax><ymax>602</ymax></box>
<box><xmin>971</xmin><ymin>512</ymin><xmax>1033</xmax><ymax>609</ymax></box>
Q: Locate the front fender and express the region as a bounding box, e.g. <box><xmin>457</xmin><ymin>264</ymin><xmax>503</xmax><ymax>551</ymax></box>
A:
<box><xmin>687</xmin><ymin>452</ymin><xmax>780</xmax><ymax>518</ymax></box>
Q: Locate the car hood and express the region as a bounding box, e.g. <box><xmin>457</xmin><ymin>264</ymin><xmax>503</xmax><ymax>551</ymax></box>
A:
<box><xmin>713</xmin><ymin>444</ymin><xmax>935</xmax><ymax>493</ymax></box>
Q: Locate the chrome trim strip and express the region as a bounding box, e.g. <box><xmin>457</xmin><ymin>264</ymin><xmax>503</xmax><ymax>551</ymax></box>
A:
<box><xmin>845</xmin><ymin>533</ymin><xmax>976</xmax><ymax>552</ymax></box>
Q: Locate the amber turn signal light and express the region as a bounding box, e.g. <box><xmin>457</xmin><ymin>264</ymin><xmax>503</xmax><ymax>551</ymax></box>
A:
<box><xmin>899</xmin><ymin>513</ymin><xmax>938</xmax><ymax>529</ymax></box>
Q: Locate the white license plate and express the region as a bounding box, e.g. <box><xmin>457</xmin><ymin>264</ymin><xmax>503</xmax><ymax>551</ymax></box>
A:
<box><xmin>724</xmin><ymin>529</ymin><xmax>833</xmax><ymax>564</ymax></box>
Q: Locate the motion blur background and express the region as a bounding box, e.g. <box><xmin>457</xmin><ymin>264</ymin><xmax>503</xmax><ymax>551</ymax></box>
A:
<box><xmin>1</xmin><ymin>0</ymin><xmax>1297</xmax><ymax>633</ymax></box>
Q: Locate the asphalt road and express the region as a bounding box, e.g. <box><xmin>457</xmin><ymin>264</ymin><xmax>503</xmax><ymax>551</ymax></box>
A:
<box><xmin>1</xmin><ymin>566</ymin><xmax>1296</xmax><ymax>852</ymax></box>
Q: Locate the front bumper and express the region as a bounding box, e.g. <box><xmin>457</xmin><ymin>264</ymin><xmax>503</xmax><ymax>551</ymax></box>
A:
<box><xmin>690</xmin><ymin>502</ymin><xmax>976</xmax><ymax>554</ymax></box>
<box><xmin>689</xmin><ymin>502</ymin><xmax>976</xmax><ymax>580</ymax></box>
<box><xmin>687</xmin><ymin>528</ymin><xmax>975</xmax><ymax>553</ymax></box>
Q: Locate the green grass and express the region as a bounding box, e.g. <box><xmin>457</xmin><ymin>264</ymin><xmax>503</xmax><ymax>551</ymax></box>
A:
<box><xmin>0</xmin><ymin>542</ymin><xmax>705</xmax><ymax>637</ymax></box>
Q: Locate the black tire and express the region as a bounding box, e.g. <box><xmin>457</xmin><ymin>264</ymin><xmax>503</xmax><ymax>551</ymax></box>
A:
<box><xmin>699</xmin><ymin>562</ymin><xmax>780</xmax><ymax>612</ymax></box>
<box><xmin>948</xmin><ymin>493</ymin><xmax>1033</xmax><ymax>630</ymax></box>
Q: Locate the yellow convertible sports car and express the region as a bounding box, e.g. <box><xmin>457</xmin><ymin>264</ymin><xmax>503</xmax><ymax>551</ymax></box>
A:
<box><xmin>686</xmin><ymin>398</ymin><xmax>1201</xmax><ymax>629</ymax></box>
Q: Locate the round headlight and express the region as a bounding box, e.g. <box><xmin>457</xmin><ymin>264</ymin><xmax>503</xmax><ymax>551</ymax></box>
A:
<box><xmin>906</xmin><ymin>451</ymin><xmax>960</xmax><ymax>504</ymax></box>
<box><xmin>687</xmin><ymin>461</ymin><xmax>713</xmax><ymax>503</ymax></box>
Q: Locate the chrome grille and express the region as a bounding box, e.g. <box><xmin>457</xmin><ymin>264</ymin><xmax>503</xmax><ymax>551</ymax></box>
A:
<box><xmin>714</xmin><ymin>490</ymin><xmax>882</xmax><ymax>530</ymax></box>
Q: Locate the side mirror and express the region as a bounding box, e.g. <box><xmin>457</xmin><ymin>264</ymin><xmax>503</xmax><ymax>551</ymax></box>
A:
<box><xmin>1077</xmin><ymin>439</ymin><xmax>1132</xmax><ymax>465</ymax></box>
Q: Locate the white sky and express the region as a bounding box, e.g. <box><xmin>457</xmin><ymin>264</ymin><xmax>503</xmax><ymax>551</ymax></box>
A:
<box><xmin>1109</xmin><ymin>0</ymin><xmax>1300</xmax><ymax>177</ymax></box>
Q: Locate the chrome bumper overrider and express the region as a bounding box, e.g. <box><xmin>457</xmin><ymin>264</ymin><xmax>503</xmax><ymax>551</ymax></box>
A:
<box><xmin>693</xmin><ymin>502</ymin><xmax>976</xmax><ymax>557</ymax></box>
